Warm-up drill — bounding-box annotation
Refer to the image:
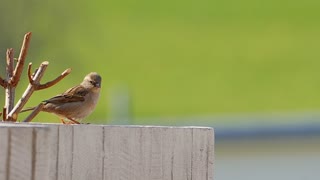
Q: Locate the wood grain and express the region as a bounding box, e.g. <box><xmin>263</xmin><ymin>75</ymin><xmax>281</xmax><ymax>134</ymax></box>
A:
<box><xmin>33</xmin><ymin>127</ymin><xmax>51</xmax><ymax>180</ymax></box>
<box><xmin>0</xmin><ymin>127</ymin><xmax>9</xmax><ymax>179</ymax></box>
<box><xmin>0</xmin><ymin>124</ymin><xmax>51</xmax><ymax>180</ymax></box>
<box><xmin>72</xmin><ymin>125</ymin><xmax>104</xmax><ymax>180</ymax></box>
<box><xmin>0</xmin><ymin>124</ymin><xmax>214</xmax><ymax>180</ymax></box>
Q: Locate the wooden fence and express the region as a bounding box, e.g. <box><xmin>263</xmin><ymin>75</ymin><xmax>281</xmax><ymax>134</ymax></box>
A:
<box><xmin>0</xmin><ymin>123</ymin><xmax>214</xmax><ymax>180</ymax></box>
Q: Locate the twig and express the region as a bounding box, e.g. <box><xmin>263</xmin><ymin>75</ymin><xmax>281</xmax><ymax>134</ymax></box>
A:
<box><xmin>0</xmin><ymin>77</ymin><xmax>7</xmax><ymax>88</ymax></box>
<box><xmin>23</xmin><ymin>103</ymin><xmax>44</xmax><ymax>122</ymax></box>
<box><xmin>7</xmin><ymin>61</ymin><xmax>71</xmax><ymax>121</ymax></box>
<box><xmin>36</xmin><ymin>68</ymin><xmax>71</xmax><ymax>90</ymax></box>
<box><xmin>27</xmin><ymin>64</ymin><xmax>71</xmax><ymax>90</ymax></box>
<box><xmin>27</xmin><ymin>63</ymin><xmax>34</xmax><ymax>84</ymax></box>
<box><xmin>2</xmin><ymin>107</ymin><xmax>6</xmax><ymax>121</ymax></box>
<box><xmin>11</xmin><ymin>32</ymin><xmax>32</xmax><ymax>87</ymax></box>
<box><xmin>5</xmin><ymin>49</ymin><xmax>15</xmax><ymax>120</ymax></box>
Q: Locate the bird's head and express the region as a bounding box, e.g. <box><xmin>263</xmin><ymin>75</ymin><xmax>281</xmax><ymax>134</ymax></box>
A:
<box><xmin>82</xmin><ymin>72</ymin><xmax>102</xmax><ymax>90</ymax></box>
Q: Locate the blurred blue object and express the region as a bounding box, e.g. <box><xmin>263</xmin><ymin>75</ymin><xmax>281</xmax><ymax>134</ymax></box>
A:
<box><xmin>135</xmin><ymin>112</ymin><xmax>320</xmax><ymax>141</ymax></box>
<box><xmin>215</xmin><ymin>121</ymin><xmax>320</xmax><ymax>141</ymax></box>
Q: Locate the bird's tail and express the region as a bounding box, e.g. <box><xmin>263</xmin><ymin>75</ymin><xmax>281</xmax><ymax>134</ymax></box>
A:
<box><xmin>20</xmin><ymin>107</ymin><xmax>36</xmax><ymax>113</ymax></box>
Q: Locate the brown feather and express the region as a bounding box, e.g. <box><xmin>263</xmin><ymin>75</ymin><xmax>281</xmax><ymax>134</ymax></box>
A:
<box><xmin>43</xmin><ymin>85</ymin><xmax>88</xmax><ymax>104</ymax></box>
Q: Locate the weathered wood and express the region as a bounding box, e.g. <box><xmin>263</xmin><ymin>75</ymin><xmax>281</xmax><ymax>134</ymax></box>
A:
<box><xmin>0</xmin><ymin>124</ymin><xmax>51</xmax><ymax>180</ymax></box>
<box><xmin>0</xmin><ymin>127</ymin><xmax>9</xmax><ymax>178</ymax></box>
<box><xmin>73</xmin><ymin>125</ymin><xmax>104</xmax><ymax>180</ymax></box>
<box><xmin>33</xmin><ymin>126</ymin><xmax>52</xmax><ymax>180</ymax></box>
<box><xmin>0</xmin><ymin>124</ymin><xmax>214</xmax><ymax>180</ymax></box>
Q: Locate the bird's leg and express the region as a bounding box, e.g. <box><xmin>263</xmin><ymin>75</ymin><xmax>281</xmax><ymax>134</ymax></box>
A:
<box><xmin>60</xmin><ymin>118</ymin><xmax>66</xmax><ymax>124</ymax></box>
<box><xmin>68</xmin><ymin>118</ymin><xmax>80</xmax><ymax>124</ymax></box>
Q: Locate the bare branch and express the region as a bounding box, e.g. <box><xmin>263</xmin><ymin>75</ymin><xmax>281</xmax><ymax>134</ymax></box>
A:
<box><xmin>11</xmin><ymin>32</ymin><xmax>32</xmax><ymax>87</ymax></box>
<box><xmin>2</xmin><ymin>107</ymin><xmax>7</xmax><ymax>121</ymax></box>
<box><xmin>23</xmin><ymin>103</ymin><xmax>44</xmax><ymax>122</ymax></box>
<box><xmin>27</xmin><ymin>63</ymin><xmax>34</xmax><ymax>84</ymax></box>
<box><xmin>5</xmin><ymin>49</ymin><xmax>15</xmax><ymax>119</ymax></box>
<box><xmin>7</xmin><ymin>61</ymin><xmax>49</xmax><ymax>121</ymax></box>
<box><xmin>2</xmin><ymin>32</ymin><xmax>70</xmax><ymax>122</ymax></box>
<box><xmin>6</xmin><ymin>49</ymin><xmax>14</xmax><ymax>81</ymax></box>
<box><xmin>0</xmin><ymin>76</ymin><xmax>7</xmax><ymax>88</ymax></box>
<box><xmin>7</xmin><ymin>61</ymin><xmax>71</xmax><ymax>121</ymax></box>
<box><xmin>36</xmin><ymin>68</ymin><xmax>71</xmax><ymax>90</ymax></box>
<box><xmin>6</xmin><ymin>49</ymin><xmax>14</xmax><ymax>75</ymax></box>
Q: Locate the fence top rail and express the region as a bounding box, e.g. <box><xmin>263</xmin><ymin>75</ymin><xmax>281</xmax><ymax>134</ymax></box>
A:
<box><xmin>0</xmin><ymin>122</ymin><xmax>214</xmax><ymax>130</ymax></box>
<box><xmin>0</xmin><ymin>121</ymin><xmax>214</xmax><ymax>180</ymax></box>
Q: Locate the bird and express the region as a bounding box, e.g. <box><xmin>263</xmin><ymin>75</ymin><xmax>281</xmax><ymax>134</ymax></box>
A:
<box><xmin>21</xmin><ymin>72</ymin><xmax>101</xmax><ymax>124</ymax></box>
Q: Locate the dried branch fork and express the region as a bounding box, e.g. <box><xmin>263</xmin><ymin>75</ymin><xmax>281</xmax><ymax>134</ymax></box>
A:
<box><xmin>1</xmin><ymin>32</ymin><xmax>32</xmax><ymax>121</ymax></box>
<box><xmin>28</xmin><ymin>64</ymin><xmax>72</xmax><ymax>90</ymax></box>
<box><xmin>1</xmin><ymin>32</ymin><xmax>71</xmax><ymax>122</ymax></box>
<box><xmin>7</xmin><ymin>61</ymin><xmax>71</xmax><ymax>121</ymax></box>
<box><xmin>0</xmin><ymin>33</ymin><xmax>31</xmax><ymax>89</ymax></box>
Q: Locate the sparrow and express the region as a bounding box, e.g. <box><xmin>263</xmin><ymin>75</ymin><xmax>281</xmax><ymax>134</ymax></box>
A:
<box><xmin>21</xmin><ymin>72</ymin><xmax>101</xmax><ymax>124</ymax></box>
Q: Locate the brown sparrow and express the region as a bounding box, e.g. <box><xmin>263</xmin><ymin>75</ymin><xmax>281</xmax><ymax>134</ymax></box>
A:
<box><xmin>21</xmin><ymin>72</ymin><xmax>101</xmax><ymax>124</ymax></box>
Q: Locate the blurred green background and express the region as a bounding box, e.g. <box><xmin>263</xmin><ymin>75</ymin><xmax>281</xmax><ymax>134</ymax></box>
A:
<box><xmin>1</xmin><ymin>0</ymin><xmax>320</xmax><ymax>124</ymax></box>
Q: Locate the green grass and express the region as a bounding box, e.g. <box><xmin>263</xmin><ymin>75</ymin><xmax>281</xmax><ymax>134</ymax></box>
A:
<box><xmin>1</xmin><ymin>0</ymin><xmax>320</xmax><ymax>123</ymax></box>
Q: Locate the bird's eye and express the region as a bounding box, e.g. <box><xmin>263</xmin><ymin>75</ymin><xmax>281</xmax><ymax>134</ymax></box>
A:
<box><xmin>90</xmin><ymin>80</ymin><xmax>94</xmax><ymax>85</ymax></box>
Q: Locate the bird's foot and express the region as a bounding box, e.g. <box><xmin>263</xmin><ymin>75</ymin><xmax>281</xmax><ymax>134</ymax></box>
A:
<box><xmin>68</xmin><ymin>118</ymin><xmax>81</xmax><ymax>124</ymax></box>
<box><xmin>60</xmin><ymin>118</ymin><xmax>80</xmax><ymax>125</ymax></box>
<box><xmin>60</xmin><ymin>118</ymin><xmax>66</xmax><ymax>124</ymax></box>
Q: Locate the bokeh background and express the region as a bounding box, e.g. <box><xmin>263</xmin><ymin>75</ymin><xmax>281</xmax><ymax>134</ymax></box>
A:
<box><xmin>1</xmin><ymin>0</ymin><xmax>320</xmax><ymax>179</ymax></box>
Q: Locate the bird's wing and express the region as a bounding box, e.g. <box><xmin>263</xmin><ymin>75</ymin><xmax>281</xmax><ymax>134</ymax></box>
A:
<box><xmin>43</xmin><ymin>85</ymin><xmax>89</xmax><ymax>104</ymax></box>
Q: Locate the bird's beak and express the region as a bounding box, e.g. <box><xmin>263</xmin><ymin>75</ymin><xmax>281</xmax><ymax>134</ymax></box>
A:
<box><xmin>95</xmin><ymin>83</ymin><xmax>101</xmax><ymax>88</ymax></box>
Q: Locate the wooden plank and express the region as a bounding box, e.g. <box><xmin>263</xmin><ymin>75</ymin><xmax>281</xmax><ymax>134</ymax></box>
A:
<box><xmin>207</xmin><ymin>129</ymin><xmax>215</xmax><ymax>180</ymax></box>
<box><xmin>136</xmin><ymin>127</ymin><xmax>152</xmax><ymax>180</ymax></box>
<box><xmin>103</xmin><ymin>126</ymin><xmax>214</xmax><ymax>180</ymax></box>
<box><xmin>171</xmin><ymin>128</ymin><xmax>193</xmax><ymax>180</ymax></box>
<box><xmin>72</xmin><ymin>125</ymin><xmax>104</xmax><ymax>180</ymax></box>
<box><xmin>47</xmin><ymin>125</ymin><xmax>59</xmax><ymax>180</ymax></box>
<box><xmin>0</xmin><ymin>124</ymin><xmax>214</xmax><ymax>180</ymax></box>
<box><xmin>9</xmin><ymin>126</ymin><xmax>33</xmax><ymax>180</ymax></box>
<box><xmin>0</xmin><ymin>124</ymin><xmax>51</xmax><ymax>180</ymax></box>
<box><xmin>104</xmin><ymin>126</ymin><xmax>166</xmax><ymax>180</ymax></box>
<box><xmin>0</xmin><ymin>127</ymin><xmax>9</xmax><ymax>180</ymax></box>
<box><xmin>33</xmin><ymin>127</ymin><xmax>51</xmax><ymax>180</ymax></box>
<box><xmin>104</xmin><ymin>126</ymin><xmax>139</xmax><ymax>180</ymax></box>
<box><xmin>160</xmin><ymin>127</ymin><xmax>174</xmax><ymax>180</ymax></box>
<box><xmin>192</xmin><ymin>128</ymin><xmax>215</xmax><ymax>180</ymax></box>
<box><xmin>149</xmin><ymin>127</ymin><xmax>163</xmax><ymax>180</ymax></box>
<box><xmin>56</xmin><ymin>125</ymin><xmax>73</xmax><ymax>180</ymax></box>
